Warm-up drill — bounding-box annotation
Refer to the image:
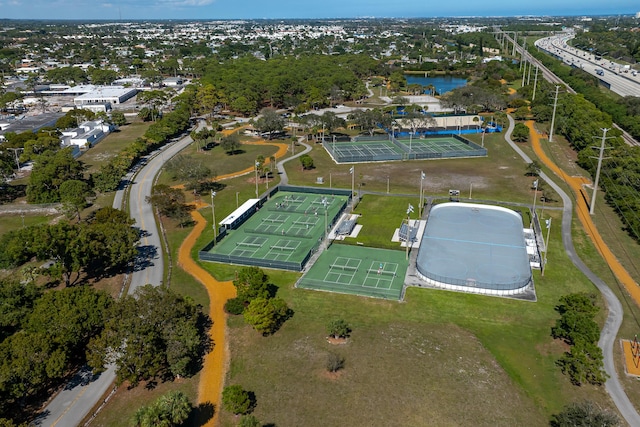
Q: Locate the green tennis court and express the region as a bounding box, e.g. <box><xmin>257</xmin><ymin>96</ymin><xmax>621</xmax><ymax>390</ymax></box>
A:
<box><xmin>324</xmin><ymin>134</ymin><xmax>486</xmax><ymax>163</ymax></box>
<box><xmin>297</xmin><ymin>244</ymin><xmax>407</xmax><ymax>300</ymax></box>
<box><xmin>202</xmin><ymin>191</ymin><xmax>349</xmax><ymax>270</ymax></box>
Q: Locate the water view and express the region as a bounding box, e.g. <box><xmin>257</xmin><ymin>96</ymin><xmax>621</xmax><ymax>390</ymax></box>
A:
<box><xmin>405</xmin><ymin>75</ymin><xmax>468</xmax><ymax>95</ymax></box>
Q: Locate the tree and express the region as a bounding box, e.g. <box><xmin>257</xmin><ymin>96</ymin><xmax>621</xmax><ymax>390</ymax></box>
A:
<box><xmin>165</xmin><ymin>155</ymin><xmax>215</xmax><ymax>192</ymax></box>
<box><xmin>0</xmin><ymin>279</ymin><xmax>41</xmax><ymax>341</ymax></box>
<box><xmin>243</xmin><ymin>297</ymin><xmax>291</xmax><ymax>335</ymax></box>
<box><xmin>233</xmin><ymin>266</ymin><xmax>272</xmax><ymax>304</ymax></box>
<box><xmin>88</xmin><ymin>285</ymin><xmax>210</xmax><ymax>386</ymax></box>
<box><xmin>221</xmin><ymin>133</ymin><xmax>241</xmax><ymax>154</ymax></box>
<box><xmin>525</xmin><ymin>161</ymin><xmax>541</xmax><ymax>177</ymax></box>
<box><xmin>222</xmin><ymin>385</ymin><xmax>253</xmax><ymax>415</ymax></box>
<box><xmin>511</xmin><ymin>123</ymin><xmax>529</xmax><ymax>142</ymax></box>
<box><xmin>327</xmin><ymin>319</ymin><xmax>351</xmax><ymax>339</ymax></box>
<box><xmin>110</xmin><ymin>111</ymin><xmax>127</xmax><ymax>126</ymax></box>
<box><xmin>254</xmin><ymin>107</ymin><xmax>285</xmax><ymax>139</ymax></box>
<box><xmin>131</xmin><ymin>391</ymin><xmax>192</xmax><ymax>427</ymax></box>
<box><xmin>299</xmin><ymin>154</ymin><xmax>314</xmax><ymax>170</ymax></box>
<box><xmin>550</xmin><ymin>401</ymin><xmax>620</xmax><ymax>427</ymax></box>
<box><xmin>146</xmin><ymin>184</ymin><xmax>193</xmax><ymax>222</ymax></box>
<box><xmin>26</xmin><ymin>148</ymin><xmax>84</xmax><ymax>203</ymax></box>
<box><xmin>59</xmin><ymin>179</ymin><xmax>91</xmax><ymax>220</ymax></box>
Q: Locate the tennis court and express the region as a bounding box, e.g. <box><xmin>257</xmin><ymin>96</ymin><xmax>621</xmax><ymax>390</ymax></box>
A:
<box><xmin>297</xmin><ymin>244</ymin><xmax>407</xmax><ymax>300</ymax></box>
<box><xmin>200</xmin><ymin>191</ymin><xmax>349</xmax><ymax>271</ymax></box>
<box><xmin>324</xmin><ymin>134</ymin><xmax>486</xmax><ymax>163</ymax></box>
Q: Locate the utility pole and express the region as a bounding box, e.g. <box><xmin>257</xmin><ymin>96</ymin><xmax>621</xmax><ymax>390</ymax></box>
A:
<box><xmin>532</xmin><ymin>65</ymin><xmax>539</xmax><ymax>101</ymax></box>
<box><xmin>589</xmin><ymin>128</ymin><xmax>613</xmax><ymax>215</ymax></box>
<box><xmin>548</xmin><ymin>85</ymin><xmax>560</xmax><ymax>143</ymax></box>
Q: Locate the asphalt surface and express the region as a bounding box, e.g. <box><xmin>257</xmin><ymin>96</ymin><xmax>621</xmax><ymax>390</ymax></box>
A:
<box><xmin>535</xmin><ymin>32</ymin><xmax>640</xmax><ymax>98</ymax></box>
<box><xmin>37</xmin><ymin>129</ymin><xmax>199</xmax><ymax>427</ymax></box>
<box><xmin>504</xmin><ymin>115</ymin><xmax>640</xmax><ymax>426</ymax></box>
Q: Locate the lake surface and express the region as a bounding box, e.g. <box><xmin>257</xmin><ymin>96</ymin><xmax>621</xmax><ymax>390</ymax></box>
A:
<box><xmin>405</xmin><ymin>75</ymin><xmax>468</xmax><ymax>94</ymax></box>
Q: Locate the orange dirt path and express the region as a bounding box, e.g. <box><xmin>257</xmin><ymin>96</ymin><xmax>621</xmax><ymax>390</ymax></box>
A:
<box><xmin>178</xmin><ymin>208</ymin><xmax>236</xmax><ymax>426</ymax></box>
<box><xmin>526</xmin><ymin>120</ymin><xmax>640</xmax><ymax>307</ymax></box>
<box><xmin>174</xmin><ymin>133</ymin><xmax>289</xmax><ymax>426</ymax></box>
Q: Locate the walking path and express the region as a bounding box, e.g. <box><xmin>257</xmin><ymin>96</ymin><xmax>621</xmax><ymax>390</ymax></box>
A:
<box><xmin>177</xmin><ymin>133</ymin><xmax>310</xmax><ymax>426</ymax></box>
<box><xmin>505</xmin><ymin>115</ymin><xmax>640</xmax><ymax>425</ymax></box>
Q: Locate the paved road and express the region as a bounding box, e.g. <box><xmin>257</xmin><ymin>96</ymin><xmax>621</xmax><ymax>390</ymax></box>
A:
<box><xmin>504</xmin><ymin>115</ymin><xmax>640</xmax><ymax>426</ymax></box>
<box><xmin>37</xmin><ymin>129</ymin><xmax>199</xmax><ymax>427</ymax></box>
<box><xmin>535</xmin><ymin>32</ymin><xmax>640</xmax><ymax>98</ymax></box>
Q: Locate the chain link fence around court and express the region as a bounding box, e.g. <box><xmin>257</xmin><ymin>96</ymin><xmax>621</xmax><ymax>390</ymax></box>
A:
<box><xmin>324</xmin><ymin>134</ymin><xmax>487</xmax><ymax>163</ymax></box>
<box><xmin>199</xmin><ymin>187</ymin><xmax>351</xmax><ymax>271</ymax></box>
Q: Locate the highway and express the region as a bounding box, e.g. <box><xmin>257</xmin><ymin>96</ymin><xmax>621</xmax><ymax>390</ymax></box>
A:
<box><xmin>534</xmin><ymin>31</ymin><xmax>640</xmax><ymax>98</ymax></box>
<box><xmin>37</xmin><ymin>130</ymin><xmax>198</xmax><ymax>427</ymax></box>
<box><xmin>498</xmin><ymin>29</ymin><xmax>639</xmax><ymax>147</ymax></box>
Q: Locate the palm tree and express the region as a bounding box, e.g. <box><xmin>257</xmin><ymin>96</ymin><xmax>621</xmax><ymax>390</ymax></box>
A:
<box><xmin>158</xmin><ymin>391</ymin><xmax>192</xmax><ymax>425</ymax></box>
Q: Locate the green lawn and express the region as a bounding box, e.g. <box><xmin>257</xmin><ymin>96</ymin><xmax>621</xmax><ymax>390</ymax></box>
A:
<box><xmin>82</xmin><ymin>120</ymin><xmax>151</xmax><ymax>176</ymax></box>
<box><xmin>93</xmin><ymin>121</ymin><xmax>632</xmax><ymax>426</ymax></box>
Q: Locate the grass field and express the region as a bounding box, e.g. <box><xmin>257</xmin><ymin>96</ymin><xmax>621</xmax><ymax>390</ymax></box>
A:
<box><xmin>82</xmin><ymin>120</ymin><xmax>151</xmax><ymax>176</ymax></box>
<box><xmin>91</xmin><ymin>121</ymin><xmax>638</xmax><ymax>425</ymax></box>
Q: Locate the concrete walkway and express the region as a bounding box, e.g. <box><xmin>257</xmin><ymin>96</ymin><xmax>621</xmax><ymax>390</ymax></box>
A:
<box><xmin>505</xmin><ymin>115</ymin><xmax>640</xmax><ymax>425</ymax></box>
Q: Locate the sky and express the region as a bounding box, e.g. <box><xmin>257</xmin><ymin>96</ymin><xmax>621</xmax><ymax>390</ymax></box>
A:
<box><xmin>0</xmin><ymin>0</ymin><xmax>636</xmax><ymax>21</ymax></box>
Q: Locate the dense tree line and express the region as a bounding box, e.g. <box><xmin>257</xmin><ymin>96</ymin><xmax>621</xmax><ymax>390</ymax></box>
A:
<box><xmin>0</xmin><ymin>283</ymin><xmax>112</xmax><ymax>421</ymax></box>
<box><xmin>529</xmin><ymin>46</ymin><xmax>640</xmax><ymax>140</ymax></box>
<box><xmin>571</xmin><ymin>26</ymin><xmax>640</xmax><ymax>64</ymax></box>
<box><xmin>93</xmin><ymin>87</ymin><xmax>196</xmax><ymax>192</ymax></box>
<box><xmin>196</xmin><ymin>54</ymin><xmax>377</xmax><ymax>116</ymax></box>
<box><xmin>0</xmin><ymin>207</ymin><xmax>138</xmax><ymax>285</ymax></box>
<box><xmin>551</xmin><ymin>293</ymin><xmax>606</xmax><ymax>386</ymax></box>
<box><xmin>88</xmin><ymin>285</ymin><xmax>211</xmax><ymax>386</ymax></box>
<box><xmin>522</xmin><ymin>50</ymin><xmax>640</xmax><ymax>243</ymax></box>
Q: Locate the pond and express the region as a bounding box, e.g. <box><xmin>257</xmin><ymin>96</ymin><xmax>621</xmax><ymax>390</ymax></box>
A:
<box><xmin>405</xmin><ymin>75</ymin><xmax>468</xmax><ymax>95</ymax></box>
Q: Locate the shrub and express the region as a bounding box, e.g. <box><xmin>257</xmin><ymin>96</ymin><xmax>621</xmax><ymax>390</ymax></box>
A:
<box><xmin>326</xmin><ymin>352</ymin><xmax>345</xmax><ymax>373</ymax></box>
<box><xmin>238</xmin><ymin>415</ymin><xmax>261</xmax><ymax>427</ymax></box>
<box><xmin>222</xmin><ymin>385</ymin><xmax>252</xmax><ymax>415</ymax></box>
<box><xmin>224</xmin><ymin>297</ymin><xmax>245</xmax><ymax>315</ymax></box>
<box><xmin>327</xmin><ymin>319</ymin><xmax>351</xmax><ymax>339</ymax></box>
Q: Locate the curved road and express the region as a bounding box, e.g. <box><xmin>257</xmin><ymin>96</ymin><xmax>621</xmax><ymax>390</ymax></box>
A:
<box><xmin>504</xmin><ymin>115</ymin><xmax>640</xmax><ymax>425</ymax></box>
<box><xmin>37</xmin><ymin>130</ymin><xmax>199</xmax><ymax>427</ymax></box>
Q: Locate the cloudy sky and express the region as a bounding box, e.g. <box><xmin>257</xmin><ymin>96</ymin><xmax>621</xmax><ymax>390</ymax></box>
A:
<box><xmin>0</xmin><ymin>0</ymin><xmax>635</xmax><ymax>20</ymax></box>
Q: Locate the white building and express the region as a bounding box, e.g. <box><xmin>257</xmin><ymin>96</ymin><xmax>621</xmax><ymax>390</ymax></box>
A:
<box><xmin>73</xmin><ymin>86</ymin><xmax>138</xmax><ymax>107</ymax></box>
<box><xmin>60</xmin><ymin>119</ymin><xmax>114</xmax><ymax>153</ymax></box>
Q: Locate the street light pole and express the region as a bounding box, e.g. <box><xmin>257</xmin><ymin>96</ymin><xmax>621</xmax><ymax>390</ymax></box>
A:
<box><xmin>469</xmin><ymin>182</ymin><xmax>473</xmax><ymax>199</ymax></box>
<box><xmin>236</xmin><ymin>191</ymin><xmax>239</xmax><ymax>208</ymax></box>
<box><xmin>419</xmin><ymin>171</ymin><xmax>425</xmax><ymax>217</ymax></box>
<box><xmin>211</xmin><ymin>190</ymin><xmax>217</xmax><ymax>244</ymax></box>
<box><xmin>387</xmin><ymin>176</ymin><xmax>390</xmax><ymax>194</ymax></box>
<box><xmin>530</xmin><ymin>179</ymin><xmax>538</xmax><ymax>229</ymax></box>
<box><xmin>542</xmin><ymin>217</ymin><xmax>552</xmax><ymax>276</ymax></box>
<box><xmin>254</xmin><ymin>161</ymin><xmax>259</xmax><ymax>197</ymax></box>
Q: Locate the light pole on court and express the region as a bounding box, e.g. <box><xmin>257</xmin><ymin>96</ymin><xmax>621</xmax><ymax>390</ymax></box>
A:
<box><xmin>211</xmin><ymin>190</ymin><xmax>217</xmax><ymax>244</ymax></box>
<box><xmin>254</xmin><ymin>161</ymin><xmax>259</xmax><ymax>197</ymax></box>
<box><xmin>406</xmin><ymin>204</ymin><xmax>414</xmax><ymax>260</ymax></box>
<box><xmin>419</xmin><ymin>171</ymin><xmax>425</xmax><ymax>217</ymax></box>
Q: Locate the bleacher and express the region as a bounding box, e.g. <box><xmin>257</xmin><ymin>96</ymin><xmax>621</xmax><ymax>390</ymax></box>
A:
<box><xmin>398</xmin><ymin>223</ymin><xmax>419</xmax><ymax>242</ymax></box>
<box><xmin>336</xmin><ymin>217</ymin><xmax>357</xmax><ymax>235</ymax></box>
